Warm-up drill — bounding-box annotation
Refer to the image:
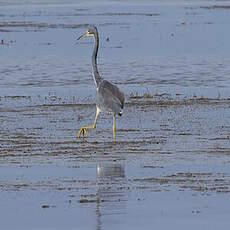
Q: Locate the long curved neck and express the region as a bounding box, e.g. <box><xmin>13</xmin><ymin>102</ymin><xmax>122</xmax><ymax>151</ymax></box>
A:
<box><xmin>92</xmin><ymin>33</ymin><xmax>103</xmax><ymax>87</ymax></box>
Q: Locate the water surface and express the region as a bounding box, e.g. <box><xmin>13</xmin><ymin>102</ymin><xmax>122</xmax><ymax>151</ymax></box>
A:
<box><xmin>1</xmin><ymin>1</ymin><xmax>230</xmax><ymax>229</ymax></box>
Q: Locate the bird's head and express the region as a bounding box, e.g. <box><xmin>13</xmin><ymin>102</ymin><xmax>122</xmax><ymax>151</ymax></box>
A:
<box><xmin>77</xmin><ymin>25</ymin><xmax>98</xmax><ymax>41</ymax></box>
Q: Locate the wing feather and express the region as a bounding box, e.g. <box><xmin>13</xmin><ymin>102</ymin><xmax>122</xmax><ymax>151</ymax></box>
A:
<box><xmin>97</xmin><ymin>80</ymin><xmax>124</xmax><ymax>114</ymax></box>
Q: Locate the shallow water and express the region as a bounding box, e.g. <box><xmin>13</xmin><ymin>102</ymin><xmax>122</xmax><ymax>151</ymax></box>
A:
<box><xmin>1</xmin><ymin>0</ymin><xmax>230</xmax><ymax>229</ymax></box>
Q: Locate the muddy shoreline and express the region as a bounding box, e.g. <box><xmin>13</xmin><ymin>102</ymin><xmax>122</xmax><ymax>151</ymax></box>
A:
<box><xmin>1</xmin><ymin>1</ymin><xmax>230</xmax><ymax>229</ymax></box>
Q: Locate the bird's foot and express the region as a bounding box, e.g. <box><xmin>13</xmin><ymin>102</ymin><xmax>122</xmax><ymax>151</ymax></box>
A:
<box><xmin>77</xmin><ymin>127</ymin><xmax>87</xmax><ymax>139</ymax></box>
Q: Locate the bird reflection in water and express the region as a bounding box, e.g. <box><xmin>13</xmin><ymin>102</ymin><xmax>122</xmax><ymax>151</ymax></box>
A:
<box><xmin>95</xmin><ymin>163</ymin><xmax>126</xmax><ymax>230</ymax></box>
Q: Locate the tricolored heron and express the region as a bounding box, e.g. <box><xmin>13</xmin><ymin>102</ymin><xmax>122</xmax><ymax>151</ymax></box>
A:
<box><xmin>77</xmin><ymin>25</ymin><xmax>124</xmax><ymax>141</ymax></box>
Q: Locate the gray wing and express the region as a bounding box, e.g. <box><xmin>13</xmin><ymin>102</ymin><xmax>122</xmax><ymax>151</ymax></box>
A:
<box><xmin>97</xmin><ymin>80</ymin><xmax>124</xmax><ymax>115</ymax></box>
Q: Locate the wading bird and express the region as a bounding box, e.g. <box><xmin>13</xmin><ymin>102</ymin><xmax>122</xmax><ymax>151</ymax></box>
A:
<box><xmin>77</xmin><ymin>25</ymin><xmax>124</xmax><ymax>141</ymax></box>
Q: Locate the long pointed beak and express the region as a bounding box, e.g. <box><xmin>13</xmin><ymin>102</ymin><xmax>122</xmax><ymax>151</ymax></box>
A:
<box><xmin>77</xmin><ymin>31</ymin><xmax>88</xmax><ymax>41</ymax></box>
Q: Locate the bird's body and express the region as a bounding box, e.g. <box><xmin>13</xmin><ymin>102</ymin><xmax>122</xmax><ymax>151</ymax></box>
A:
<box><xmin>97</xmin><ymin>80</ymin><xmax>124</xmax><ymax>116</ymax></box>
<box><xmin>77</xmin><ymin>25</ymin><xmax>124</xmax><ymax>140</ymax></box>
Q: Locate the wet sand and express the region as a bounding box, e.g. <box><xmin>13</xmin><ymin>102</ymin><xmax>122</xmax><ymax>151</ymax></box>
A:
<box><xmin>1</xmin><ymin>0</ymin><xmax>230</xmax><ymax>229</ymax></box>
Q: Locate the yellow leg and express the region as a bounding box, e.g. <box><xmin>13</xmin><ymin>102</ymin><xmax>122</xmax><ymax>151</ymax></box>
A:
<box><xmin>113</xmin><ymin>113</ymin><xmax>116</xmax><ymax>141</ymax></box>
<box><xmin>78</xmin><ymin>107</ymin><xmax>100</xmax><ymax>139</ymax></box>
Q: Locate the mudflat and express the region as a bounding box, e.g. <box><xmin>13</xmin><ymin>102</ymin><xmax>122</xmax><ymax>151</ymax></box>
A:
<box><xmin>1</xmin><ymin>1</ymin><xmax>230</xmax><ymax>229</ymax></box>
